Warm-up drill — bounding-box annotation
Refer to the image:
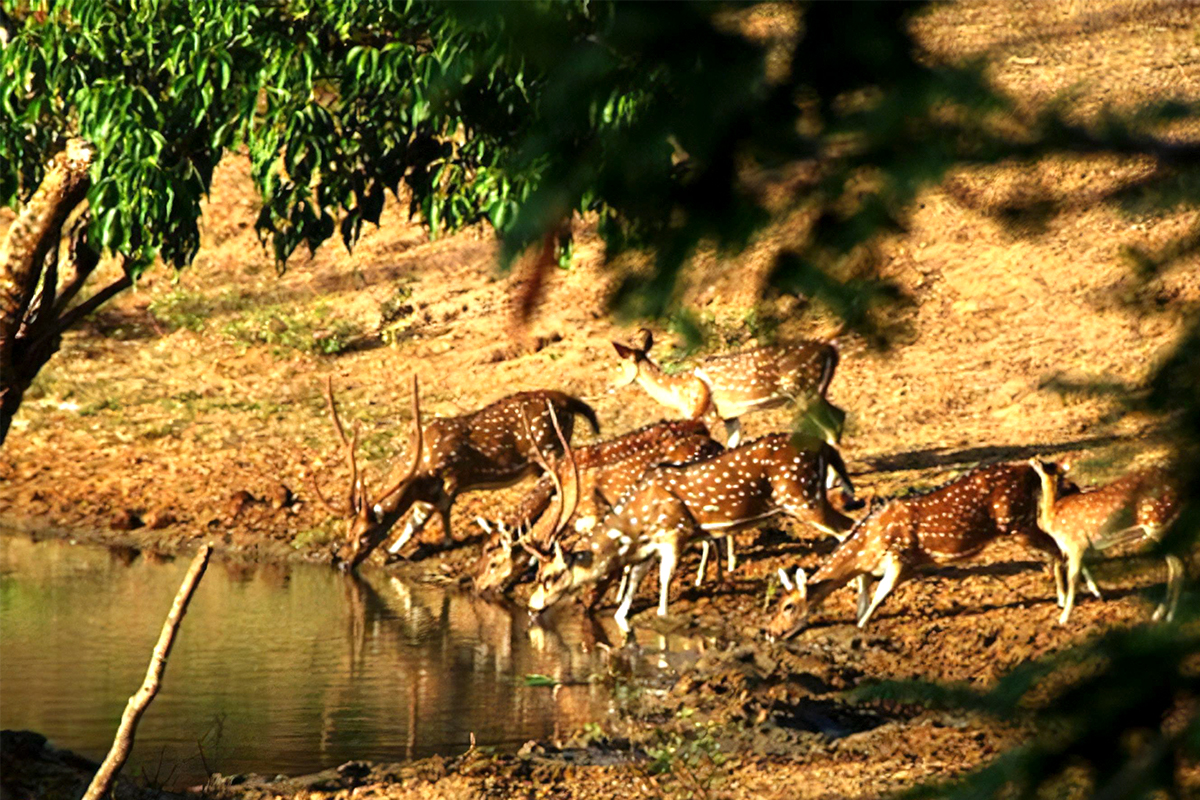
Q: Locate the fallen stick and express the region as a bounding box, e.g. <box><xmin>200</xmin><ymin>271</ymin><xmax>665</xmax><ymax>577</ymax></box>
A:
<box><xmin>82</xmin><ymin>544</ymin><xmax>213</xmax><ymax>800</ymax></box>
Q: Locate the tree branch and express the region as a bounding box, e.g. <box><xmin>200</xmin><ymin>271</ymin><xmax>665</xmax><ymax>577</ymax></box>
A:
<box><xmin>26</xmin><ymin>233</ymin><xmax>60</xmax><ymax>340</ymax></box>
<box><xmin>49</xmin><ymin>272</ymin><xmax>134</xmax><ymax>339</ymax></box>
<box><xmin>81</xmin><ymin>544</ymin><xmax>213</xmax><ymax>800</ymax></box>
<box><xmin>51</xmin><ymin>212</ymin><xmax>99</xmax><ymax>318</ymax></box>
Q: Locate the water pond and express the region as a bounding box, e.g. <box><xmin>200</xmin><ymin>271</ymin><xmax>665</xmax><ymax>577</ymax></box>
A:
<box><xmin>0</xmin><ymin>534</ymin><xmax>646</xmax><ymax>787</ymax></box>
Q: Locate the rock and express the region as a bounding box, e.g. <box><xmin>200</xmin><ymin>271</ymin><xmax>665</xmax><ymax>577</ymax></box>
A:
<box><xmin>225</xmin><ymin>490</ymin><xmax>256</xmax><ymax>519</ymax></box>
<box><xmin>143</xmin><ymin>510</ymin><xmax>176</xmax><ymax>530</ymax></box>
<box><xmin>110</xmin><ymin>508</ymin><xmax>143</xmax><ymax>530</ymax></box>
<box><xmin>672</xmin><ymin>675</ymin><xmax>698</xmax><ymax>696</ymax></box>
<box><xmin>265</xmin><ymin>483</ymin><xmax>293</xmax><ymax>510</ymax></box>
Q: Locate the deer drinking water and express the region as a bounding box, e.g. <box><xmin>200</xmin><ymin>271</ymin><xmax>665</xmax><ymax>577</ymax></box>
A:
<box><xmin>766</xmin><ymin>463</ymin><xmax>1064</xmax><ymax>640</ymax></box>
<box><xmin>612</xmin><ymin>330</ymin><xmax>845</xmax><ymax>447</ymax></box>
<box><xmin>473</xmin><ymin>419</ymin><xmax>723</xmax><ymax>596</ymax></box>
<box><xmin>312</xmin><ymin>376</ymin><xmax>599</xmax><ymax>571</ymax></box>
<box><xmin>526</xmin><ymin>433</ymin><xmax>856</xmax><ymax>632</ymax></box>
<box><xmin>1029</xmin><ymin>459</ymin><xmax>1182</xmax><ymax>625</ymax></box>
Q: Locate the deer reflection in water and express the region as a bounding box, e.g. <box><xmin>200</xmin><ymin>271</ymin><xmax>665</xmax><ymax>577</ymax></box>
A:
<box><xmin>317</xmin><ymin>571</ymin><xmax>607</xmax><ymax>759</ymax></box>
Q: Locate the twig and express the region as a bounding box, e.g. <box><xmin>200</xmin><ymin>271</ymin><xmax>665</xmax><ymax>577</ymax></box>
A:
<box><xmin>82</xmin><ymin>544</ymin><xmax>213</xmax><ymax>800</ymax></box>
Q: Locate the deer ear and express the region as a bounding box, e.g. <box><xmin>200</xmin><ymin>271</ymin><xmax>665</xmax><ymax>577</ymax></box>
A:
<box><xmin>612</xmin><ymin>342</ymin><xmax>634</xmax><ymax>359</ymax></box>
<box><xmin>794</xmin><ymin>568</ymin><xmax>807</xmax><ymax>600</ymax></box>
<box><xmin>777</xmin><ymin>568</ymin><xmax>794</xmax><ymax>592</ymax></box>
<box><xmin>637</xmin><ymin>328</ymin><xmax>653</xmax><ymax>352</ymax></box>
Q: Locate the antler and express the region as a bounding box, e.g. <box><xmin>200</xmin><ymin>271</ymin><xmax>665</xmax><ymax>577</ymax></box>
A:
<box><xmin>318</xmin><ymin>377</ymin><xmax>364</xmax><ymax>516</ymax></box>
<box><xmin>374</xmin><ymin>374</ymin><xmax>424</xmax><ymax>509</ymax></box>
<box><xmin>519</xmin><ymin>402</ymin><xmax>580</xmax><ymax>548</ymax></box>
<box><xmin>546</xmin><ymin>402</ymin><xmax>579</xmax><ymax>544</ymax></box>
<box><xmin>313</xmin><ymin>375</ymin><xmax>423</xmax><ymax>529</ymax></box>
<box><xmin>521</xmin><ymin>405</ymin><xmax>565</xmax><ymax>533</ymax></box>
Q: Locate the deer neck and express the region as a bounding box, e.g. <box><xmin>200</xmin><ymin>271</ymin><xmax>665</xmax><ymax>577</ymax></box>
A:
<box><xmin>374</xmin><ymin>477</ymin><xmax>437</xmax><ymax>531</ymax></box>
<box><xmin>803</xmin><ymin>578</ymin><xmax>847</xmax><ymax>617</ymax></box>
<box><xmin>812</xmin><ymin>518</ymin><xmax>885</xmax><ymax>596</ymax></box>
<box><xmin>632</xmin><ymin>358</ymin><xmax>702</xmax><ymax>416</ymax></box>
<box><xmin>1030</xmin><ymin>464</ymin><xmax>1058</xmax><ymax>533</ymax></box>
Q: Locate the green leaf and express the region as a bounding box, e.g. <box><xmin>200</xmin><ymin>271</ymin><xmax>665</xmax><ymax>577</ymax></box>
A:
<box><xmin>522</xmin><ymin>674</ymin><xmax>559</xmax><ymax>687</ymax></box>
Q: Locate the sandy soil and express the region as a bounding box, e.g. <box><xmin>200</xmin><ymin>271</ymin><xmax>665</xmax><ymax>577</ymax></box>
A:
<box><xmin>4</xmin><ymin>1</ymin><xmax>1200</xmax><ymax>798</ymax></box>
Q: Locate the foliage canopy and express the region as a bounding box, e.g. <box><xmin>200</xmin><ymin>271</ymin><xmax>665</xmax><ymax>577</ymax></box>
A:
<box><xmin>0</xmin><ymin>2</ymin><xmax>1011</xmax><ymax>324</ymax></box>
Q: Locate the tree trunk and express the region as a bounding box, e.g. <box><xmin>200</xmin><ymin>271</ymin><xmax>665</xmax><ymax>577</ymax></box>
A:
<box><xmin>0</xmin><ymin>138</ymin><xmax>116</xmax><ymax>445</ymax></box>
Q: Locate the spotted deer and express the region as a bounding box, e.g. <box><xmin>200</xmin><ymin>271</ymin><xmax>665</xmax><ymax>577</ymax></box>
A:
<box><xmin>527</xmin><ymin>433</ymin><xmax>857</xmax><ymax>632</ymax></box>
<box><xmin>1029</xmin><ymin>460</ymin><xmax>1182</xmax><ymax>625</ymax></box>
<box><xmin>612</xmin><ymin>330</ymin><xmax>845</xmax><ymax>447</ymax></box>
<box><xmin>472</xmin><ymin>419</ymin><xmax>723</xmax><ymax>596</ymax></box>
<box><xmin>766</xmin><ymin>463</ymin><xmax>1064</xmax><ymax>640</ymax></box>
<box><xmin>312</xmin><ymin>376</ymin><xmax>599</xmax><ymax>571</ymax></box>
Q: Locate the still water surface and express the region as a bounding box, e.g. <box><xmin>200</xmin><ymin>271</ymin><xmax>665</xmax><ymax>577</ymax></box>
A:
<box><xmin>0</xmin><ymin>535</ymin><xmax>616</xmax><ymax>787</ymax></box>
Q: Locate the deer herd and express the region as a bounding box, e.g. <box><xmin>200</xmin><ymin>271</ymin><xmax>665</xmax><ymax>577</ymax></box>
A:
<box><xmin>313</xmin><ymin>329</ymin><xmax>1186</xmax><ymax>643</ymax></box>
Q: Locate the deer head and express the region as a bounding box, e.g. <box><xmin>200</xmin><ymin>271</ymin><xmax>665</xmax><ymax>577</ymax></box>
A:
<box><xmin>313</xmin><ymin>376</ymin><xmax>423</xmax><ymax>571</ymax></box>
<box><xmin>474</xmin><ymin>519</ymin><xmax>530</xmax><ymax>595</ymax></box>
<box><xmin>527</xmin><ymin>487</ymin><xmax>616</xmax><ymax>612</ymax></box>
<box><xmin>766</xmin><ymin>567</ymin><xmax>810</xmax><ymax>640</ymax></box>
<box><xmin>611</xmin><ymin>328</ymin><xmax>654</xmax><ymax>386</ymax></box>
<box><xmin>526</xmin><ymin>540</ymin><xmax>580</xmax><ymax>612</ymax></box>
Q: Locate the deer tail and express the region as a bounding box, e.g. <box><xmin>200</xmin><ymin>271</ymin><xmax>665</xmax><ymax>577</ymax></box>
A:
<box><xmin>562</xmin><ymin>396</ymin><xmax>601</xmax><ymax>434</ymax></box>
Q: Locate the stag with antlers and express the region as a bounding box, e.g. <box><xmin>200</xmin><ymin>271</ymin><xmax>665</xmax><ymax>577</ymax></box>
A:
<box><xmin>312</xmin><ymin>376</ymin><xmax>600</xmax><ymax>571</ymax></box>
<box><xmin>526</xmin><ymin>433</ymin><xmax>857</xmax><ymax>632</ymax></box>
<box><xmin>765</xmin><ymin>462</ymin><xmax>1065</xmax><ymax>640</ymax></box>
<box><xmin>473</xmin><ymin>419</ymin><xmax>723</xmax><ymax>596</ymax></box>
<box><xmin>1029</xmin><ymin>459</ymin><xmax>1182</xmax><ymax>624</ymax></box>
<box><xmin>612</xmin><ymin>329</ymin><xmax>845</xmax><ymax>447</ymax></box>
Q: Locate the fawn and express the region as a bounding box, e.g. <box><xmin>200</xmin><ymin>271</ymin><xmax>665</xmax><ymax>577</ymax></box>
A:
<box><xmin>527</xmin><ymin>433</ymin><xmax>856</xmax><ymax>632</ymax></box>
<box><xmin>1029</xmin><ymin>459</ymin><xmax>1182</xmax><ymax>624</ymax></box>
<box><xmin>612</xmin><ymin>329</ymin><xmax>845</xmax><ymax>447</ymax></box>
<box><xmin>312</xmin><ymin>376</ymin><xmax>599</xmax><ymax>571</ymax></box>
<box><xmin>766</xmin><ymin>463</ymin><xmax>1063</xmax><ymax>640</ymax></box>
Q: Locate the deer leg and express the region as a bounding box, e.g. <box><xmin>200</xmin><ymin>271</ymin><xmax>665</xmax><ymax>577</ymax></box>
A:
<box><xmin>855</xmin><ymin>575</ymin><xmax>871</xmax><ymax>621</ymax></box>
<box><xmin>1152</xmin><ymin>554</ymin><xmax>1183</xmax><ymax>623</ymax></box>
<box><xmin>1052</xmin><ymin>559</ymin><xmax>1066</xmax><ymax>608</ymax></box>
<box><xmin>696</xmin><ymin>540</ymin><xmax>710</xmax><ymax>588</ymax></box>
<box><xmin>614</xmin><ymin>561</ymin><xmax>652</xmax><ymax>633</ymax></box>
<box><xmin>726</xmin><ymin>534</ymin><xmax>736</xmax><ymax>573</ymax></box>
<box><xmin>616</xmin><ymin>566</ymin><xmax>630</xmax><ymax>608</ymax></box>
<box><xmin>858</xmin><ymin>556</ymin><xmax>902</xmax><ymax>629</ymax></box>
<box><xmin>1059</xmin><ymin>550</ymin><xmax>1083</xmax><ymax>625</ymax></box>
<box><xmin>1080</xmin><ymin>565</ymin><xmax>1103</xmax><ymax>600</ymax></box>
<box><xmin>657</xmin><ymin>545</ymin><xmax>679</xmax><ymax>617</ymax></box>
<box><xmin>724</xmin><ymin>418</ymin><xmax>742</xmax><ymax>449</ymax></box>
<box><xmin>435</xmin><ymin>496</ymin><xmax>454</xmax><ymax>548</ymax></box>
<box><xmin>387</xmin><ymin>502</ymin><xmax>435</xmax><ymax>555</ymax></box>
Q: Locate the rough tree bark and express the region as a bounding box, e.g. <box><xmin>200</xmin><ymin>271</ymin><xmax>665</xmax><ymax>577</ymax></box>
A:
<box><xmin>0</xmin><ymin>137</ymin><xmax>132</xmax><ymax>445</ymax></box>
<box><xmin>81</xmin><ymin>544</ymin><xmax>213</xmax><ymax>800</ymax></box>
